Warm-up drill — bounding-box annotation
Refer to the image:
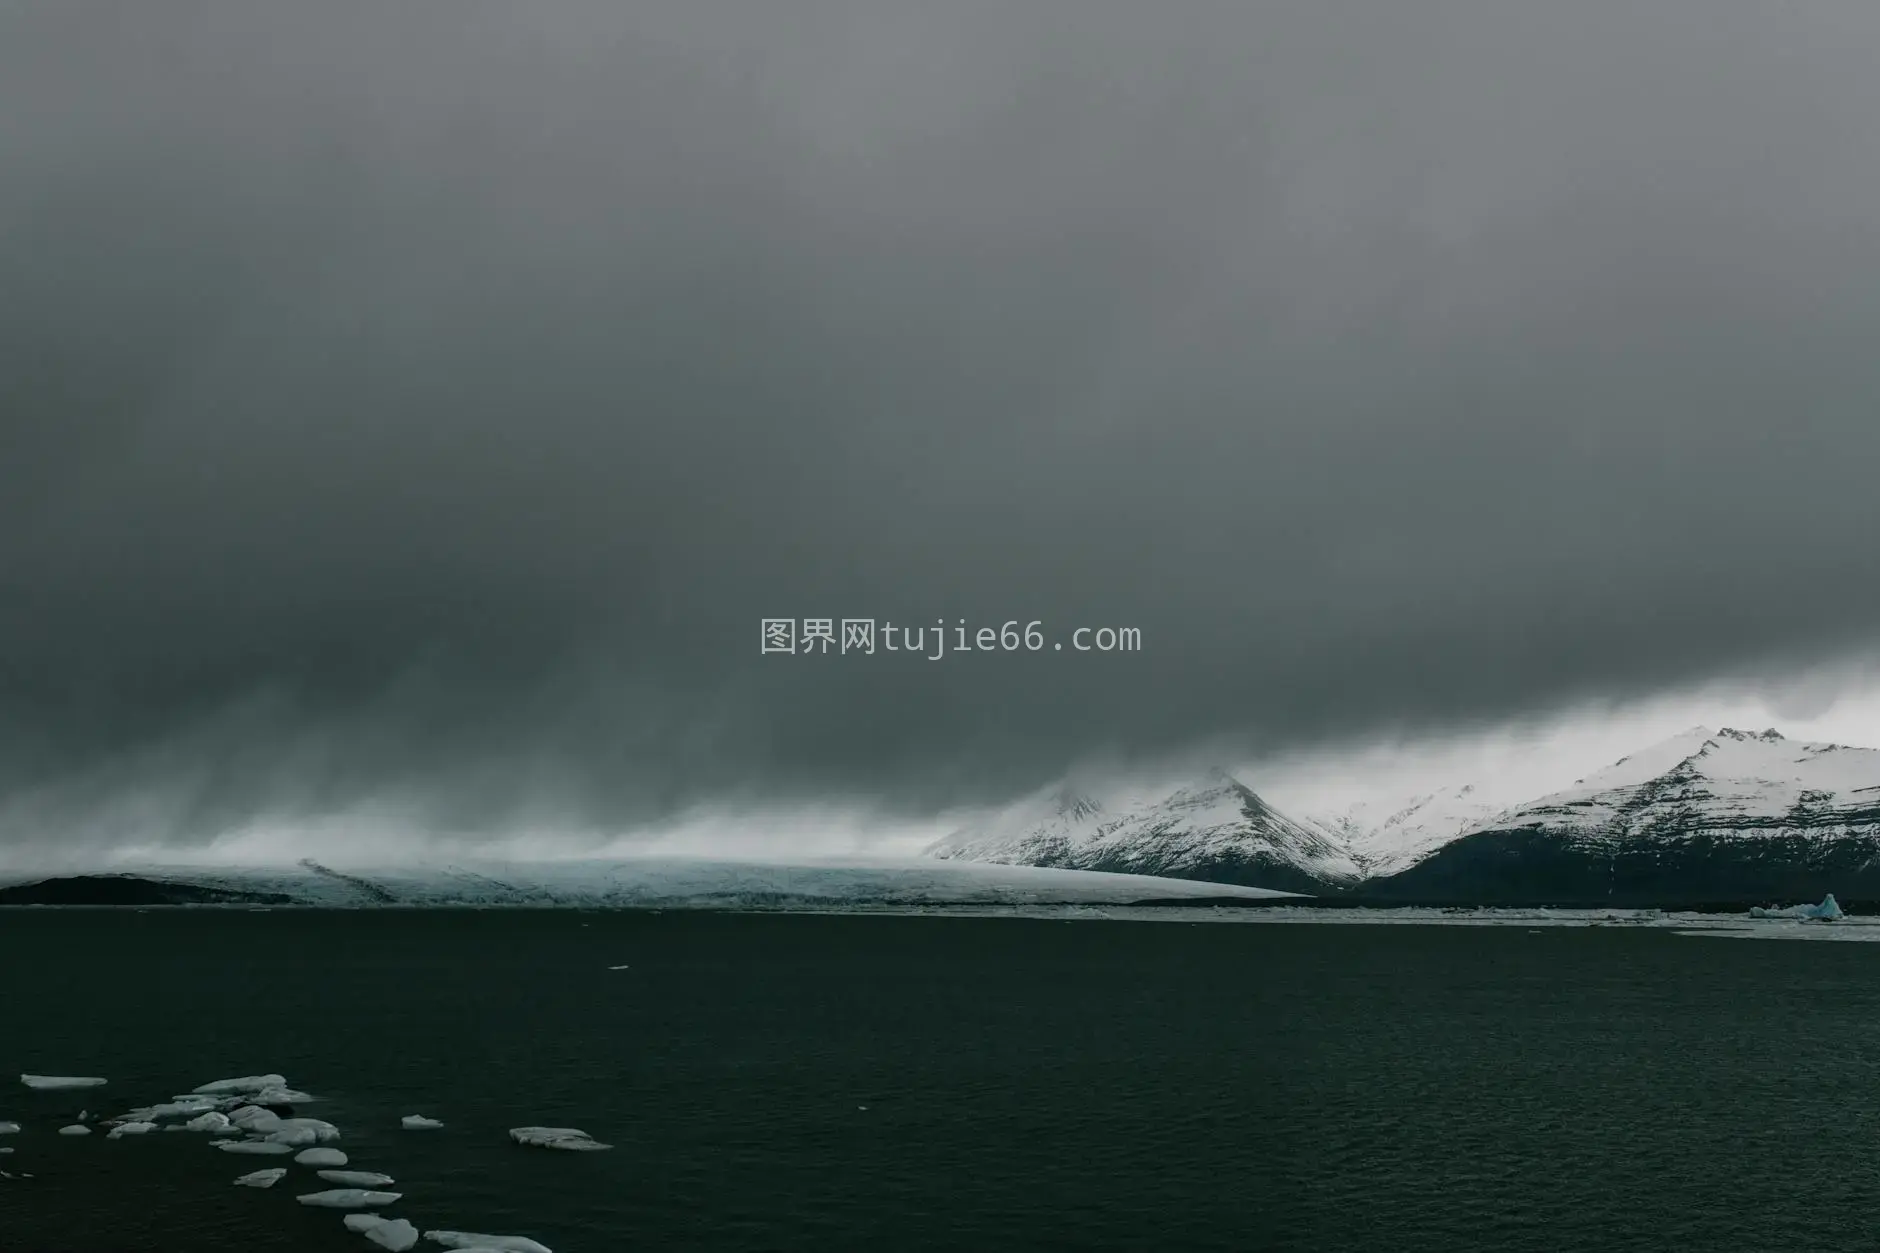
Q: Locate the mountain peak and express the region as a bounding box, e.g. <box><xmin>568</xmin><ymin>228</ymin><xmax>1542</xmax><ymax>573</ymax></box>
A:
<box><xmin>1713</xmin><ymin>727</ymin><xmax>1785</xmax><ymax>743</ymax></box>
<box><xmin>1048</xmin><ymin>788</ymin><xmax>1105</xmax><ymax>822</ymax></box>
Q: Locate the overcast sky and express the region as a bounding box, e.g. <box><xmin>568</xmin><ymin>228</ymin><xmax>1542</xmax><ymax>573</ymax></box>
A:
<box><xmin>8</xmin><ymin>2</ymin><xmax>1880</xmax><ymax>859</ymax></box>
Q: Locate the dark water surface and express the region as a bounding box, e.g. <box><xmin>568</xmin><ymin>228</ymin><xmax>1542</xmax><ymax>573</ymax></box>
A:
<box><xmin>3</xmin><ymin>911</ymin><xmax>1879</xmax><ymax>1252</ymax></box>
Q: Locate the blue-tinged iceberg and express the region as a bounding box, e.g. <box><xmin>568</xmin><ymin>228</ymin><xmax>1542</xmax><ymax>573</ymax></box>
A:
<box><xmin>1749</xmin><ymin>893</ymin><xmax>1844</xmax><ymax>920</ymax></box>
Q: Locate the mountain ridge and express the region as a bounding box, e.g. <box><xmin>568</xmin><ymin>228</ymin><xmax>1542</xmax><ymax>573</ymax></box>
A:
<box><xmin>927</xmin><ymin>726</ymin><xmax>1880</xmax><ymax>904</ymax></box>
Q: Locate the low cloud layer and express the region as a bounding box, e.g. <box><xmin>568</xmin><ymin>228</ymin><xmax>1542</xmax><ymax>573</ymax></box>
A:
<box><xmin>9</xmin><ymin>2</ymin><xmax>1880</xmax><ymax>853</ymax></box>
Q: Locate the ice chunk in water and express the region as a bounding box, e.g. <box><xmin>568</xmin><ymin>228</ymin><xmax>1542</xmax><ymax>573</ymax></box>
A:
<box><xmin>364</xmin><ymin>1218</ymin><xmax>421</xmax><ymax>1251</ymax></box>
<box><xmin>228</xmin><ymin>1106</ymin><xmax>282</xmax><ymax>1132</ymax></box>
<box><xmin>106</xmin><ymin>1121</ymin><xmax>157</xmax><ymax>1138</ymax></box>
<box><xmin>509</xmin><ymin>1126</ymin><xmax>611</xmax><ymax>1151</ymax></box>
<box><xmin>21</xmin><ymin>1075</ymin><xmax>107</xmax><ymax>1090</ymax></box>
<box><xmin>320</xmin><ymin>1170</ymin><xmax>395</xmax><ymax>1187</ymax></box>
<box><xmin>0</xmin><ymin>1123</ymin><xmax>17</xmax><ymax>1135</ymax></box>
<box><xmin>233</xmin><ymin>1168</ymin><xmax>287</xmax><ymax>1188</ymax></box>
<box><xmin>192</xmin><ymin>1074</ymin><xmax>286</xmax><ymax>1095</ymax></box>
<box><xmin>295</xmin><ymin>1147</ymin><xmax>348</xmax><ymax>1167</ymax></box>
<box><xmin>401</xmin><ymin>1114</ymin><xmax>444</xmax><ymax>1130</ymax></box>
<box><xmin>216</xmin><ymin>1139</ymin><xmax>294</xmax><ymax>1155</ymax></box>
<box><xmin>281</xmin><ymin>1117</ymin><xmax>340</xmax><ymax>1141</ymax></box>
<box><xmin>134</xmin><ymin>1099</ymin><xmax>220</xmax><ymax>1120</ymax></box>
<box><xmin>186</xmin><ymin>1111</ymin><xmax>232</xmax><ymax>1133</ymax></box>
<box><xmin>250</xmin><ymin>1087</ymin><xmax>315</xmax><ymax>1105</ymax></box>
<box><xmin>425</xmin><ymin>1233</ymin><xmax>554</xmax><ymax>1253</ymax></box>
<box><xmin>57</xmin><ymin>1125</ymin><xmax>91</xmax><ymax>1136</ymax></box>
<box><xmin>265</xmin><ymin>1126</ymin><xmax>320</xmax><ymax>1146</ymax></box>
<box><xmin>344</xmin><ymin>1214</ymin><xmax>387</xmax><ymax>1232</ymax></box>
<box><xmin>296</xmin><ymin>1188</ymin><xmax>402</xmax><ymax>1209</ymax></box>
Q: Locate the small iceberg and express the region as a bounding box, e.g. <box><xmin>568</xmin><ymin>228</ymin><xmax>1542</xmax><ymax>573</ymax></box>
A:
<box><xmin>0</xmin><ymin>1122</ymin><xmax>18</xmax><ymax>1135</ymax></box>
<box><xmin>362</xmin><ymin>1217</ymin><xmax>421</xmax><ymax>1251</ymax></box>
<box><xmin>345</xmin><ymin>1214</ymin><xmax>388</xmax><ymax>1232</ymax></box>
<box><xmin>425</xmin><ymin>1233</ymin><xmax>554</xmax><ymax>1253</ymax></box>
<box><xmin>232</xmin><ymin>1168</ymin><xmax>287</xmax><ymax>1188</ymax></box>
<box><xmin>1749</xmin><ymin>893</ymin><xmax>1844</xmax><ymax>920</ymax></box>
<box><xmin>509</xmin><ymin>1126</ymin><xmax>611</xmax><ymax>1151</ymax></box>
<box><xmin>21</xmin><ymin>1075</ymin><xmax>107</xmax><ymax>1091</ymax></box>
<box><xmin>228</xmin><ymin>1105</ymin><xmax>282</xmax><ymax>1131</ymax></box>
<box><xmin>57</xmin><ymin>1125</ymin><xmax>91</xmax><ymax>1136</ymax></box>
<box><xmin>106</xmin><ymin>1121</ymin><xmax>157</xmax><ymax>1138</ymax></box>
<box><xmin>295</xmin><ymin>1147</ymin><xmax>348</xmax><ymax>1167</ymax></box>
<box><xmin>250</xmin><ymin>1087</ymin><xmax>315</xmax><ymax>1105</ymax></box>
<box><xmin>193</xmin><ymin>1074</ymin><xmax>287</xmax><ymax>1095</ymax></box>
<box><xmin>185</xmin><ymin>1111</ymin><xmax>232</xmax><ymax>1133</ymax></box>
<box><xmin>133</xmin><ymin>1098</ymin><xmax>221</xmax><ymax>1119</ymax></box>
<box><xmin>401</xmin><ymin>1115</ymin><xmax>444</xmax><ymax>1130</ymax></box>
<box><xmin>215</xmin><ymin>1139</ymin><xmax>294</xmax><ymax>1155</ymax></box>
<box><xmin>285</xmin><ymin>1117</ymin><xmax>340</xmax><ymax>1138</ymax></box>
<box><xmin>265</xmin><ymin>1126</ymin><xmax>321</xmax><ymax>1146</ymax></box>
<box><xmin>319</xmin><ymin>1169</ymin><xmax>395</xmax><ymax>1187</ymax></box>
<box><xmin>297</xmin><ymin>1188</ymin><xmax>402</xmax><ymax>1209</ymax></box>
<box><xmin>271</xmin><ymin>1117</ymin><xmax>340</xmax><ymax>1143</ymax></box>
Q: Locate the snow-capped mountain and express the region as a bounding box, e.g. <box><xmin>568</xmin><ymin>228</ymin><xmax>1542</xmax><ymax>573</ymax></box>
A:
<box><xmin>1317</xmin><ymin>784</ymin><xmax>1509</xmax><ymax>877</ymax></box>
<box><xmin>928</xmin><ymin>770</ymin><xmax>1363</xmax><ymax>894</ymax></box>
<box><xmin>1372</xmin><ymin>727</ymin><xmax>1880</xmax><ymax>904</ymax></box>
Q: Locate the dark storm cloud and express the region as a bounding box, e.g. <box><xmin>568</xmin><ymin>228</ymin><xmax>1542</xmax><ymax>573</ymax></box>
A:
<box><xmin>8</xmin><ymin>1</ymin><xmax>1880</xmax><ymax>847</ymax></box>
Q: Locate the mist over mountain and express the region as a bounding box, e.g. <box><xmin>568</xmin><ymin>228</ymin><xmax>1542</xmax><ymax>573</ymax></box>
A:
<box><xmin>11</xmin><ymin>5</ymin><xmax>1880</xmax><ymax>853</ymax></box>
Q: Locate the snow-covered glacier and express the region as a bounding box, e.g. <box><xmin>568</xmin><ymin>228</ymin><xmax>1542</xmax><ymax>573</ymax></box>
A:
<box><xmin>0</xmin><ymin>856</ymin><xmax>1300</xmax><ymax>909</ymax></box>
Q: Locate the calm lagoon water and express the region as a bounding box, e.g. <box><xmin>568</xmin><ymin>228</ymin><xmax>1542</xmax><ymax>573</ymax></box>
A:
<box><xmin>4</xmin><ymin>910</ymin><xmax>1880</xmax><ymax>1252</ymax></box>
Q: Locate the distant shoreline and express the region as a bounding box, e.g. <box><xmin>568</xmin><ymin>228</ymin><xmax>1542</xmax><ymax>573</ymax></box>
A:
<box><xmin>0</xmin><ymin>871</ymin><xmax>1854</xmax><ymax>915</ymax></box>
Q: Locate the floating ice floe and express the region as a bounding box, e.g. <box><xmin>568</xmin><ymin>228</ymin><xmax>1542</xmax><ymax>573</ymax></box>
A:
<box><xmin>1749</xmin><ymin>893</ymin><xmax>1844</xmax><ymax>920</ymax></box>
<box><xmin>21</xmin><ymin>1075</ymin><xmax>107</xmax><ymax>1091</ymax></box>
<box><xmin>251</xmin><ymin>1087</ymin><xmax>315</xmax><ymax>1105</ymax></box>
<box><xmin>106</xmin><ymin>1121</ymin><xmax>157</xmax><ymax>1138</ymax></box>
<box><xmin>185</xmin><ymin>1111</ymin><xmax>231</xmax><ymax>1133</ymax></box>
<box><xmin>425</xmin><ymin>1233</ymin><xmax>553</xmax><ymax>1253</ymax></box>
<box><xmin>228</xmin><ymin>1105</ymin><xmax>282</xmax><ymax>1131</ymax></box>
<box><xmin>320</xmin><ymin>1169</ymin><xmax>395</xmax><ymax>1187</ymax></box>
<box><xmin>130</xmin><ymin>1098</ymin><xmax>221</xmax><ymax>1120</ymax></box>
<box><xmin>233</xmin><ymin>1168</ymin><xmax>287</xmax><ymax>1188</ymax></box>
<box><xmin>193</xmin><ymin>1074</ymin><xmax>287</xmax><ymax>1095</ymax></box>
<box><xmin>296</xmin><ymin>1147</ymin><xmax>348</xmax><ymax>1167</ymax></box>
<box><xmin>509</xmin><ymin>1126</ymin><xmax>611</xmax><ymax>1151</ymax></box>
<box><xmin>268</xmin><ymin>1117</ymin><xmax>340</xmax><ymax>1144</ymax></box>
<box><xmin>297</xmin><ymin>1188</ymin><xmax>402</xmax><ymax>1209</ymax></box>
<box><xmin>266</xmin><ymin>1125</ymin><xmax>320</xmax><ymax>1146</ymax></box>
<box><xmin>58</xmin><ymin>1125</ymin><xmax>92</xmax><ymax>1136</ymax></box>
<box><xmin>344</xmin><ymin>1214</ymin><xmax>387</xmax><ymax>1233</ymax></box>
<box><xmin>361</xmin><ymin>1217</ymin><xmax>421</xmax><ymax>1251</ymax></box>
<box><xmin>0</xmin><ymin>1122</ymin><xmax>17</xmax><ymax>1135</ymax></box>
<box><xmin>215</xmin><ymin>1139</ymin><xmax>294</xmax><ymax>1155</ymax></box>
<box><xmin>401</xmin><ymin>1115</ymin><xmax>444</xmax><ymax>1130</ymax></box>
